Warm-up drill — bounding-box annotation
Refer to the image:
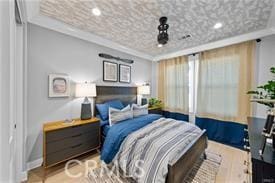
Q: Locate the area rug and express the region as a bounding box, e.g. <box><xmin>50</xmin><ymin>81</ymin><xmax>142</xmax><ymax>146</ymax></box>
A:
<box><xmin>85</xmin><ymin>151</ymin><xmax>222</xmax><ymax>183</ymax></box>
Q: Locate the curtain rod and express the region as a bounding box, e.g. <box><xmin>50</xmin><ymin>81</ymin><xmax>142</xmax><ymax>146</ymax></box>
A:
<box><xmin>187</xmin><ymin>39</ymin><xmax>261</xmax><ymax>56</ymax></box>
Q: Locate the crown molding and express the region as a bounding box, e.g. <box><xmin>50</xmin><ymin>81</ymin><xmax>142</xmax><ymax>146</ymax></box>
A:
<box><xmin>153</xmin><ymin>28</ymin><xmax>275</xmax><ymax>61</ymax></box>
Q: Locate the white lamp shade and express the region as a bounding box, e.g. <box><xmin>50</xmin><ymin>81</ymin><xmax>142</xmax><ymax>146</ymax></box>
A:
<box><xmin>138</xmin><ymin>85</ymin><xmax>150</xmax><ymax>95</ymax></box>
<box><xmin>75</xmin><ymin>83</ymin><xmax>97</xmax><ymax>97</ymax></box>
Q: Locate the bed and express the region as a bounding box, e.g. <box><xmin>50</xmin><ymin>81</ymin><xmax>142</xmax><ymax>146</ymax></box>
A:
<box><xmin>95</xmin><ymin>86</ymin><xmax>208</xmax><ymax>183</ymax></box>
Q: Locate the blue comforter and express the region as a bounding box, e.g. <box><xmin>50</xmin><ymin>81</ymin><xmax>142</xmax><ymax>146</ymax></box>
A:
<box><xmin>100</xmin><ymin>114</ymin><xmax>162</xmax><ymax>163</ymax></box>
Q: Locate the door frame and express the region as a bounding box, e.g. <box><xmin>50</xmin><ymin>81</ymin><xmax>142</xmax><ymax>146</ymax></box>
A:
<box><xmin>0</xmin><ymin>0</ymin><xmax>27</xmax><ymax>182</ymax></box>
<box><xmin>0</xmin><ymin>0</ymin><xmax>17</xmax><ymax>182</ymax></box>
<box><xmin>15</xmin><ymin>0</ymin><xmax>28</xmax><ymax>181</ymax></box>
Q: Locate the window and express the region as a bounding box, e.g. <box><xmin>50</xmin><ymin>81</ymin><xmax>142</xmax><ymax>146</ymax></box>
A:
<box><xmin>188</xmin><ymin>55</ymin><xmax>199</xmax><ymax>122</ymax></box>
<box><xmin>158</xmin><ymin>56</ymin><xmax>189</xmax><ymax>114</ymax></box>
<box><xmin>196</xmin><ymin>55</ymin><xmax>240</xmax><ymax>118</ymax></box>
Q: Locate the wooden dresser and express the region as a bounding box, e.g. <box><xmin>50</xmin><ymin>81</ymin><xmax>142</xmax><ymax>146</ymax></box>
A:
<box><xmin>245</xmin><ymin>117</ymin><xmax>275</xmax><ymax>183</ymax></box>
<box><xmin>43</xmin><ymin>117</ymin><xmax>100</xmax><ymax>168</ymax></box>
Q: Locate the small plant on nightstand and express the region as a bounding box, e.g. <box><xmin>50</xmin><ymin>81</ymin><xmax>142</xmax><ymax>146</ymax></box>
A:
<box><xmin>148</xmin><ymin>98</ymin><xmax>163</xmax><ymax>108</ymax></box>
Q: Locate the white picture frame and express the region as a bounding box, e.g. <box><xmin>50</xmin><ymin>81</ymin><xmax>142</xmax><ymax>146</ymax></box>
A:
<box><xmin>48</xmin><ymin>74</ymin><xmax>70</xmax><ymax>97</ymax></box>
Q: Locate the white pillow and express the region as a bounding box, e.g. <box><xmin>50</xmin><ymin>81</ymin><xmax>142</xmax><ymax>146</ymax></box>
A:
<box><xmin>132</xmin><ymin>104</ymin><xmax>148</xmax><ymax>117</ymax></box>
<box><xmin>109</xmin><ymin>105</ymin><xmax>133</xmax><ymax>126</ymax></box>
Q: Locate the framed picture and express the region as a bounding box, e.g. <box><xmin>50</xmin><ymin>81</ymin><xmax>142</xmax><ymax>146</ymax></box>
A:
<box><xmin>103</xmin><ymin>61</ymin><xmax>118</xmax><ymax>82</ymax></box>
<box><xmin>119</xmin><ymin>64</ymin><xmax>131</xmax><ymax>83</ymax></box>
<box><xmin>48</xmin><ymin>74</ymin><xmax>70</xmax><ymax>97</ymax></box>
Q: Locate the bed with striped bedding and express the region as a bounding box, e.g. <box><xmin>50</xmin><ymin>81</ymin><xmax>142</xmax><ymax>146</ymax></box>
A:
<box><xmin>112</xmin><ymin>117</ymin><xmax>205</xmax><ymax>183</ymax></box>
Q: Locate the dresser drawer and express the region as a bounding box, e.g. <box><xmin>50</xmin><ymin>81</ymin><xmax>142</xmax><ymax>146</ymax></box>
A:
<box><xmin>45</xmin><ymin>140</ymin><xmax>99</xmax><ymax>166</ymax></box>
<box><xmin>46</xmin><ymin>129</ymin><xmax>99</xmax><ymax>155</ymax></box>
<box><xmin>46</xmin><ymin>122</ymin><xmax>99</xmax><ymax>143</ymax></box>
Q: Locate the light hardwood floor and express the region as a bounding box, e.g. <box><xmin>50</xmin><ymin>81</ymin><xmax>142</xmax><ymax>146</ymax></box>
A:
<box><xmin>26</xmin><ymin>141</ymin><xmax>249</xmax><ymax>183</ymax></box>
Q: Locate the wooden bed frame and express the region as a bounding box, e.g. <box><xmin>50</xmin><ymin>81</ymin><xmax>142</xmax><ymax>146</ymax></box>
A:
<box><xmin>95</xmin><ymin>85</ymin><xmax>208</xmax><ymax>183</ymax></box>
<box><xmin>167</xmin><ymin>131</ymin><xmax>207</xmax><ymax>183</ymax></box>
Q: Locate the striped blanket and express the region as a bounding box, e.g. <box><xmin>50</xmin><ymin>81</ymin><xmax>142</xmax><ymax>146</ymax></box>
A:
<box><xmin>113</xmin><ymin>118</ymin><xmax>204</xmax><ymax>183</ymax></box>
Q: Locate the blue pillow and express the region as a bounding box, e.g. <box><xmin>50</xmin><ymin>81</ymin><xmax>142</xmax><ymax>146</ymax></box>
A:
<box><xmin>96</xmin><ymin>100</ymin><xmax>124</xmax><ymax>120</ymax></box>
<box><xmin>106</xmin><ymin>100</ymin><xmax>124</xmax><ymax>109</ymax></box>
<box><xmin>96</xmin><ymin>104</ymin><xmax>108</xmax><ymax>120</ymax></box>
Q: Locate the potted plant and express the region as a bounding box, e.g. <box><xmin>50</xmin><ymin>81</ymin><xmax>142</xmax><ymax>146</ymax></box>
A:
<box><xmin>148</xmin><ymin>98</ymin><xmax>163</xmax><ymax>108</ymax></box>
<box><xmin>247</xmin><ymin>67</ymin><xmax>275</xmax><ymax>110</ymax></box>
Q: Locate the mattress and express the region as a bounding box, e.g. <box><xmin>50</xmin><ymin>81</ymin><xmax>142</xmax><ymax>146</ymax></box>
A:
<box><xmin>100</xmin><ymin>114</ymin><xmax>163</xmax><ymax>163</ymax></box>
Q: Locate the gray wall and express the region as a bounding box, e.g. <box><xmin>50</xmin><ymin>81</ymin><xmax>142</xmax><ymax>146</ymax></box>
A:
<box><xmin>27</xmin><ymin>23</ymin><xmax>153</xmax><ymax>162</ymax></box>
<box><xmin>253</xmin><ymin>34</ymin><xmax>275</xmax><ymax>118</ymax></box>
<box><xmin>151</xmin><ymin>62</ymin><xmax>158</xmax><ymax>98</ymax></box>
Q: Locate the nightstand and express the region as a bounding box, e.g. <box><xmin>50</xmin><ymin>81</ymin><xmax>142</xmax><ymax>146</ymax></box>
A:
<box><xmin>148</xmin><ymin>106</ymin><xmax>163</xmax><ymax>115</ymax></box>
<box><xmin>43</xmin><ymin>117</ymin><xmax>100</xmax><ymax>168</ymax></box>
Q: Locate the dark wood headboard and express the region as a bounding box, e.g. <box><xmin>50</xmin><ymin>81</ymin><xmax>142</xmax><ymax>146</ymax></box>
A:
<box><xmin>95</xmin><ymin>86</ymin><xmax>137</xmax><ymax>115</ymax></box>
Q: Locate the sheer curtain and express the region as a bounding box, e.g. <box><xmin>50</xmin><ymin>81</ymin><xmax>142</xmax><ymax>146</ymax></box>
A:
<box><xmin>195</xmin><ymin>41</ymin><xmax>255</xmax><ymax>148</ymax></box>
<box><xmin>158</xmin><ymin>56</ymin><xmax>189</xmax><ymax>115</ymax></box>
<box><xmin>196</xmin><ymin>41</ymin><xmax>255</xmax><ymax>124</ymax></box>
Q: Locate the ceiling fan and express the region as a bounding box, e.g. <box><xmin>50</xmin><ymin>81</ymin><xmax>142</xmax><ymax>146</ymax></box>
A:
<box><xmin>157</xmin><ymin>17</ymin><xmax>192</xmax><ymax>47</ymax></box>
<box><xmin>157</xmin><ymin>17</ymin><xmax>169</xmax><ymax>47</ymax></box>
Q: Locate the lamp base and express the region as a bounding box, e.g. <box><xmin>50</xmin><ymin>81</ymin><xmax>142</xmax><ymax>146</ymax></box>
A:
<box><xmin>141</xmin><ymin>98</ymin><xmax>147</xmax><ymax>105</ymax></box>
<box><xmin>81</xmin><ymin>103</ymin><xmax>92</xmax><ymax>120</ymax></box>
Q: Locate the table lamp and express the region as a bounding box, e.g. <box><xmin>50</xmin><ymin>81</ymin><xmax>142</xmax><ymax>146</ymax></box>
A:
<box><xmin>75</xmin><ymin>82</ymin><xmax>97</xmax><ymax>120</ymax></box>
<box><xmin>138</xmin><ymin>84</ymin><xmax>150</xmax><ymax>105</ymax></box>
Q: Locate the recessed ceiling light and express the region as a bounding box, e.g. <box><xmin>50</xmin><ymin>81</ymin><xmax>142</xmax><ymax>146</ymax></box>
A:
<box><xmin>213</xmin><ymin>22</ymin><xmax>223</xmax><ymax>29</ymax></box>
<box><xmin>157</xmin><ymin>44</ymin><xmax>163</xmax><ymax>48</ymax></box>
<box><xmin>92</xmin><ymin>8</ymin><xmax>101</xmax><ymax>16</ymax></box>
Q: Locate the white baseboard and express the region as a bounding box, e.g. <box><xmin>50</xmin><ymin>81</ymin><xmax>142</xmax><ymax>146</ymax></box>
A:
<box><xmin>27</xmin><ymin>158</ymin><xmax>43</xmax><ymax>171</ymax></box>
<box><xmin>19</xmin><ymin>158</ymin><xmax>42</xmax><ymax>182</ymax></box>
<box><xmin>20</xmin><ymin>171</ymin><xmax>28</xmax><ymax>182</ymax></box>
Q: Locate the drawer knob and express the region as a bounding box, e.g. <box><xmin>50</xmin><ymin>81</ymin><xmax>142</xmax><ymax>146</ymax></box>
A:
<box><xmin>243</xmin><ymin>138</ymin><xmax>249</xmax><ymax>142</ymax></box>
<box><xmin>243</xmin><ymin>160</ymin><xmax>249</xmax><ymax>165</ymax></box>
<box><xmin>244</xmin><ymin>145</ymin><xmax>250</xmax><ymax>150</ymax></box>
<box><xmin>244</xmin><ymin>128</ymin><xmax>248</xmax><ymax>132</ymax></box>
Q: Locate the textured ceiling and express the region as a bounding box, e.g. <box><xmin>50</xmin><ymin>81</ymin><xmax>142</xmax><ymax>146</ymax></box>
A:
<box><xmin>40</xmin><ymin>0</ymin><xmax>274</xmax><ymax>57</ymax></box>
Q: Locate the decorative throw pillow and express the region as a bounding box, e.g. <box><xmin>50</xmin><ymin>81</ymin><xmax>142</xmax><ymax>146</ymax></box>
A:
<box><xmin>96</xmin><ymin>100</ymin><xmax>124</xmax><ymax>120</ymax></box>
<box><xmin>109</xmin><ymin>105</ymin><xmax>133</xmax><ymax>126</ymax></box>
<box><xmin>132</xmin><ymin>104</ymin><xmax>148</xmax><ymax>117</ymax></box>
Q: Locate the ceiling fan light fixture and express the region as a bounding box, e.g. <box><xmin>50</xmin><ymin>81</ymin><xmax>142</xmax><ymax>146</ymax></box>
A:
<box><xmin>157</xmin><ymin>43</ymin><xmax>163</xmax><ymax>48</ymax></box>
<box><xmin>157</xmin><ymin>16</ymin><xmax>169</xmax><ymax>46</ymax></box>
